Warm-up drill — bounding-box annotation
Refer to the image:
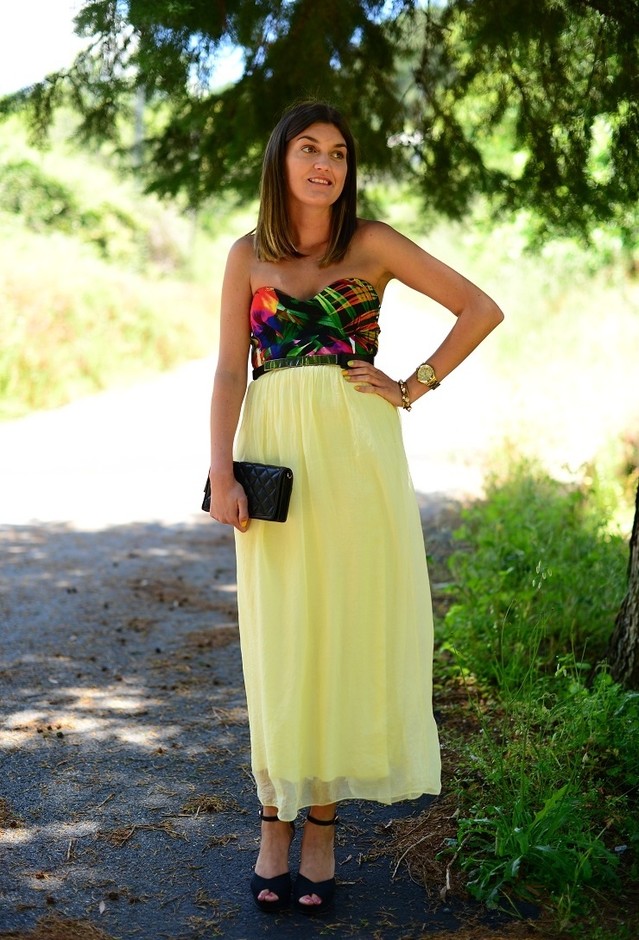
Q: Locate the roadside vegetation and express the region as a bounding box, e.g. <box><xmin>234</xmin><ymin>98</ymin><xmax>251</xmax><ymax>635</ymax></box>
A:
<box><xmin>387</xmin><ymin>459</ymin><xmax>639</xmax><ymax>938</ymax></box>
<box><xmin>0</xmin><ymin>113</ymin><xmax>252</xmax><ymax>420</ymax></box>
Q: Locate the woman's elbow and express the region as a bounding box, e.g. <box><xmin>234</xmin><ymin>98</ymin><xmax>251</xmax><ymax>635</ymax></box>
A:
<box><xmin>484</xmin><ymin>297</ymin><xmax>505</xmax><ymax>330</ymax></box>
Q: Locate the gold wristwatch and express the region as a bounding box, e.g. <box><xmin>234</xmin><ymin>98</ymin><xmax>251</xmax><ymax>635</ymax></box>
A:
<box><xmin>416</xmin><ymin>362</ymin><xmax>441</xmax><ymax>389</ymax></box>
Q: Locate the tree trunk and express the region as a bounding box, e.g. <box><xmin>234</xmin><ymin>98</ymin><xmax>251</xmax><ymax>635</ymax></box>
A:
<box><xmin>608</xmin><ymin>481</ymin><xmax>639</xmax><ymax>688</ymax></box>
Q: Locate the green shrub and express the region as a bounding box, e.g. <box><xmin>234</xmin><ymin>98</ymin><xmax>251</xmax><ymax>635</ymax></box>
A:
<box><xmin>451</xmin><ymin>664</ymin><xmax>639</xmax><ymax>920</ymax></box>
<box><xmin>0</xmin><ymin>158</ymin><xmax>188</xmax><ymax>269</ymax></box>
<box><xmin>442</xmin><ymin>462</ymin><xmax>628</xmax><ymax>688</ymax></box>
<box><xmin>437</xmin><ymin>462</ymin><xmax>638</xmax><ymax>929</ymax></box>
<box><xmin>0</xmin><ymin>159</ymin><xmax>80</xmax><ymax>231</ymax></box>
<box><xmin>0</xmin><ymin>227</ymin><xmax>217</xmax><ymax>418</ymax></box>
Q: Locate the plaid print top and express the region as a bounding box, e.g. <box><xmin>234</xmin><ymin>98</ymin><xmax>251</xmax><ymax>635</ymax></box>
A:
<box><xmin>249</xmin><ymin>277</ymin><xmax>381</xmax><ymax>369</ymax></box>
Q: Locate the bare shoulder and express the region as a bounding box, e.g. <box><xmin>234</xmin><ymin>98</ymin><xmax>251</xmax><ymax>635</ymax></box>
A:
<box><xmin>226</xmin><ymin>233</ymin><xmax>256</xmax><ymax>267</ymax></box>
<box><xmin>356</xmin><ymin>218</ymin><xmax>503</xmax><ymax>319</ymax></box>
<box><xmin>354</xmin><ymin>218</ymin><xmax>412</xmax><ymax>258</ymax></box>
<box><xmin>355</xmin><ymin>218</ymin><xmax>399</xmax><ymax>244</ymax></box>
<box><xmin>222</xmin><ymin>234</ymin><xmax>255</xmax><ymax>294</ymax></box>
<box><xmin>351</xmin><ymin>219</ymin><xmax>416</xmax><ymax>289</ymax></box>
<box><xmin>219</xmin><ymin>234</ymin><xmax>255</xmax><ymax>316</ymax></box>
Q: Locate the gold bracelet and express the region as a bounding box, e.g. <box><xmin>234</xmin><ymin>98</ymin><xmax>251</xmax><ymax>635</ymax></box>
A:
<box><xmin>397</xmin><ymin>378</ymin><xmax>411</xmax><ymax>411</ymax></box>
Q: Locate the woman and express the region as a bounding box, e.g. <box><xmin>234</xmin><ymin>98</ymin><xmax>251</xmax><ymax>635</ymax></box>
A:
<box><xmin>208</xmin><ymin>99</ymin><xmax>503</xmax><ymax>915</ymax></box>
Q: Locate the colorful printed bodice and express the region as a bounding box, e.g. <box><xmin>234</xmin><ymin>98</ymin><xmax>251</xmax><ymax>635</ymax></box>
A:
<box><xmin>249</xmin><ymin>277</ymin><xmax>380</xmax><ymax>369</ymax></box>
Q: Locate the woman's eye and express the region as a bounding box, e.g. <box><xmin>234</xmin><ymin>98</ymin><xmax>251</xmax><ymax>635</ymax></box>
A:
<box><xmin>299</xmin><ymin>145</ymin><xmax>345</xmax><ymax>159</ymax></box>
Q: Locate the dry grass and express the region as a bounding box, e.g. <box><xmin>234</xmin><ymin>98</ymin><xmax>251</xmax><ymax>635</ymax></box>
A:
<box><xmin>410</xmin><ymin>917</ymin><xmax>564</xmax><ymax>940</ymax></box>
<box><xmin>180</xmin><ymin>794</ymin><xmax>241</xmax><ymax>815</ymax></box>
<box><xmin>0</xmin><ymin>230</ymin><xmax>218</xmax><ymax>419</ymax></box>
<box><xmin>0</xmin><ymin>914</ymin><xmax>118</xmax><ymax>940</ymax></box>
<box><xmin>374</xmin><ymin>791</ymin><xmax>463</xmax><ymax>903</ymax></box>
<box><xmin>185</xmin><ymin>626</ymin><xmax>239</xmax><ymax>650</ymax></box>
<box><xmin>184</xmin><ymin>915</ymin><xmax>223</xmax><ymax>938</ymax></box>
<box><xmin>206</xmin><ymin>833</ymin><xmax>238</xmax><ymax>848</ymax></box>
<box><xmin>211</xmin><ymin>706</ymin><xmax>248</xmax><ymax>727</ymax></box>
<box><xmin>96</xmin><ymin>820</ymin><xmax>184</xmax><ymax>847</ymax></box>
<box><xmin>193</xmin><ymin>889</ymin><xmax>220</xmax><ymax>909</ymax></box>
<box><xmin>0</xmin><ymin>798</ymin><xmax>24</xmax><ymax>829</ymax></box>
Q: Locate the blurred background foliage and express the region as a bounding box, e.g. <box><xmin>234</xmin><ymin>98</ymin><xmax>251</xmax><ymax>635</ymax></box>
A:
<box><xmin>0</xmin><ymin>111</ymin><xmax>254</xmax><ymax>418</ymax></box>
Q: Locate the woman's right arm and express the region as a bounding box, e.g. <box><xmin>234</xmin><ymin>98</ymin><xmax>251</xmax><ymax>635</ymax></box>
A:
<box><xmin>209</xmin><ymin>237</ymin><xmax>254</xmax><ymax>531</ymax></box>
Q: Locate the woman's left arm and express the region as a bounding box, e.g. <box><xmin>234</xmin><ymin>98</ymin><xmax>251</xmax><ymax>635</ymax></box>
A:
<box><xmin>348</xmin><ymin>222</ymin><xmax>504</xmax><ymax>408</ymax></box>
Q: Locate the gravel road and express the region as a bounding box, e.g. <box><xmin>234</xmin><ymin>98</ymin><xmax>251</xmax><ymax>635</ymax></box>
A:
<box><xmin>0</xmin><ymin>353</ymin><xmax>503</xmax><ymax>940</ymax></box>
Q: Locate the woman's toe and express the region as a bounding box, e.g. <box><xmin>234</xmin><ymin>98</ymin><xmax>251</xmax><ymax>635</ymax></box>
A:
<box><xmin>259</xmin><ymin>889</ymin><xmax>278</xmax><ymax>902</ymax></box>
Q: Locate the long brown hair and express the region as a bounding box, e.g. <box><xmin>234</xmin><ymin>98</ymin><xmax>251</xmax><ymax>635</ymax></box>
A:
<box><xmin>254</xmin><ymin>100</ymin><xmax>358</xmax><ymax>267</ymax></box>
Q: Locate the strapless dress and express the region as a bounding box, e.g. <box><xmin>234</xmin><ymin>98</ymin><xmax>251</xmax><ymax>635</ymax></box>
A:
<box><xmin>233</xmin><ymin>277</ymin><xmax>441</xmax><ymax>820</ymax></box>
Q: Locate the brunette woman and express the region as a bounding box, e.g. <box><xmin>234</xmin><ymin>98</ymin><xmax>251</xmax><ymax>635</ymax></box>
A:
<box><xmin>208</xmin><ymin>100</ymin><xmax>503</xmax><ymax>914</ymax></box>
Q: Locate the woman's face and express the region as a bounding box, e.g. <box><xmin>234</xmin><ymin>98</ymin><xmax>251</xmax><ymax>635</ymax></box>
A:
<box><xmin>284</xmin><ymin>122</ymin><xmax>348</xmax><ymax>209</ymax></box>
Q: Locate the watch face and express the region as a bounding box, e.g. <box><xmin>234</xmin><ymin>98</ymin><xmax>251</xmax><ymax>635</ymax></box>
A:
<box><xmin>417</xmin><ymin>363</ymin><xmax>436</xmax><ymax>385</ymax></box>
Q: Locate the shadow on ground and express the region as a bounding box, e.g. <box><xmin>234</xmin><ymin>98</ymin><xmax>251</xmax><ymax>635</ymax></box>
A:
<box><xmin>0</xmin><ymin>512</ymin><xmax>527</xmax><ymax>939</ymax></box>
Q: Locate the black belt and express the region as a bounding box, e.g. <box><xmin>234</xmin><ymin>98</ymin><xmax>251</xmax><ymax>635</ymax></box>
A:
<box><xmin>253</xmin><ymin>353</ymin><xmax>375</xmax><ymax>381</ymax></box>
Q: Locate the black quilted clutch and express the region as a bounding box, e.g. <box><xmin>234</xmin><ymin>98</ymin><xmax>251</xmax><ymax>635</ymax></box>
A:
<box><xmin>202</xmin><ymin>461</ymin><xmax>294</xmax><ymax>522</ymax></box>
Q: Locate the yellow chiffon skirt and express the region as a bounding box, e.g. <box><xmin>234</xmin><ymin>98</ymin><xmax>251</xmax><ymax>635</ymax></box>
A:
<box><xmin>234</xmin><ymin>365</ymin><xmax>441</xmax><ymax>821</ymax></box>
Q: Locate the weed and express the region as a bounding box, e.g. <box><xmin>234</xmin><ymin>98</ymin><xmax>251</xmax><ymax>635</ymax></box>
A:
<box><xmin>442</xmin><ymin>461</ymin><xmax>628</xmax><ymax>689</ymax></box>
<box><xmin>427</xmin><ymin>463</ymin><xmax>639</xmax><ymax>931</ymax></box>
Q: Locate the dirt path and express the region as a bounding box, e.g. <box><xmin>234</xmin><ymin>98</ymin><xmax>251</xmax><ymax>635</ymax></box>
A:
<box><xmin>0</xmin><ymin>360</ymin><xmax>506</xmax><ymax>939</ymax></box>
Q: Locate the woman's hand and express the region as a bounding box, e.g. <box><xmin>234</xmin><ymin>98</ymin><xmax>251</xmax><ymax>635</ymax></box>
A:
<box><xmin>342</xmin><ymin>360</ymin><xmax>404</xmax><ymax>408</ymax></box>
<box><xmin>208</xmin><ymin>471</ymin><xmax>250</xmax><ymax>532</ymax></box>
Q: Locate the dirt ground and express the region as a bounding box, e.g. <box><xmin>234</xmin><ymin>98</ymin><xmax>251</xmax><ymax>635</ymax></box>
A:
<box><xmin>0</xmin><ymin>362</ymin><xmax>542</xmax><ymax>939</ymax></box>
<box><xmin>2</xmin><ymin>501</ymin><xmax>519</xmax><ymax>940</ymax></box>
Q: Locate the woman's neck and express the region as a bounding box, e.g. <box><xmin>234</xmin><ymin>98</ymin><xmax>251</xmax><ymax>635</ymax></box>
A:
<box><xmin>289</xmin><ymin>205</ymin><xmax>331</xmax><ymax>255</ymax></box>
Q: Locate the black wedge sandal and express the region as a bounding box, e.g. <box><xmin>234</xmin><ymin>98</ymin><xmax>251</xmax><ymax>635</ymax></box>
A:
<box><xmin>250</xmin><ymin>809</ymin><xmax>295</xmax><ymax>913</ymax></box>
<box><xmin>293</xmin><ymin>812</ymin><xmax>339</xmax><ymax>916</ymax></box>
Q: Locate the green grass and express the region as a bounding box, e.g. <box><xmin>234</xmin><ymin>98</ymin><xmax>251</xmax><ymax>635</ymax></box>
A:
<box><xmin>455</xmin><ymin>666</ymin><xmax>639</xmax><ymax>918</ymax></box>
<box><xmin>0</xmin><ymin>221</ymin><xmax>220</xmax><ymax>418</ymax></box>
<box><xmin>442</xmin><ymin>461</ymin><xmax>628</xmax><ymax>687</ymax></box>
<box><xmin>0</xmin><ymin>114</ymin><xmax>255</xmax><ymax>419</ymax></box>
<box><xmin>437</xmin><ymin>461</ymin><xmax>639</xmax><ymax>934</ymax></box>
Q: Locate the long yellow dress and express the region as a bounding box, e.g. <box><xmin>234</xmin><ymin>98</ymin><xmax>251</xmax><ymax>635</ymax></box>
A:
<box><xmin>233</xmin><ymin>277</ymin><xmax>441</xmax><ymax>821</ymax></box>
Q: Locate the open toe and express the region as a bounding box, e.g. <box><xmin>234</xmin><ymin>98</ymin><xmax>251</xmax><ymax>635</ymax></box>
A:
<box><xmin>250</xmin><ymin>809</ymin><xmax>295</xmax><ymax>913</ymax></box>
<box><xmin>293</xmin><ymin>813</ymin><xmax>338</xmax><ymax>916</ymax></box>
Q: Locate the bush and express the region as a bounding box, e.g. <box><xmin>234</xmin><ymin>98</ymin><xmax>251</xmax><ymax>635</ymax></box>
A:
<box><xmin>436</xmin><ymin>462</ymin><xmax>638</xmax><ymax>930</ymax></box>
<box><xmin>442</xmin><ymin>462</ymin><xmax>628</xmax><ymax>689</ymax></box>
<box><xmin>0</xmin><ymin>228</ymin><xmax>217</xmax><ymax>418</ymax></box>
<box><xmin>0</xmin><ymin>158</ymin><xmax>187</xmax><ymax>269</ymax></box>
<box><xmin>452</xmin><ymin>665</ymin><xmax>639</xmax><ymax>918</ymax></box>
<box><xmin>0</xmin><ymin>160</ymin><xmax>80</xmax><ymax>231</ymax></box>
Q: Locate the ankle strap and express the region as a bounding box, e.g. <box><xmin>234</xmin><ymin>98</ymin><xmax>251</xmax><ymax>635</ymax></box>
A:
<box><xmin>306</xmin><ymin>813</ymin><xmax>339</xmax><ymax>826</ymax></box>
<box><xmin>258</xmin><ymin>809</ymin><xmax>282</xmax><ymax>822</ymax></box>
